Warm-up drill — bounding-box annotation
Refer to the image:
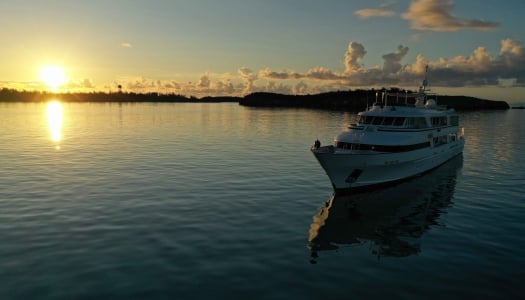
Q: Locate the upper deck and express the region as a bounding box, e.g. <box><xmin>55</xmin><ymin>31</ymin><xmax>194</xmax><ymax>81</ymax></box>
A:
<box><xmin>351</xmin><ymin>90</ymin><xmax>459</xmax><ymax>130</ymax></box>
<box><xmin>351</xmin><ymin>105</ymin><xmax>459</xmax><ymax>130</ymax></box>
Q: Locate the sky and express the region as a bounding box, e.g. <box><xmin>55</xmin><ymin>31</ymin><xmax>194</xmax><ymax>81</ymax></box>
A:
<box><xmin>1</xmin><ymin>0</ymin><xmax>524</xmax><ymax>102</ymax></box>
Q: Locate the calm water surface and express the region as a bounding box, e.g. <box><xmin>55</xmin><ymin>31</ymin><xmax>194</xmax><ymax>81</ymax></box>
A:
<box><xmin>0</xmin><ymin>102</ymin><xmax>524</xmax><ymax>299</ymax></box>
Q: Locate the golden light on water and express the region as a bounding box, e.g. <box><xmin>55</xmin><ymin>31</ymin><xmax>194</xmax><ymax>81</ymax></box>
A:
<box><xmin>46</xmin><ymin>101</ymin><xmax>63</xmax><ymax>146</ymax></box>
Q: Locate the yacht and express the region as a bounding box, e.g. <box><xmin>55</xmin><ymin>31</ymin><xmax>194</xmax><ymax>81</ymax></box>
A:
<box><xmin>311</xmin><ymin>70</ymin><xmax>465</xmax><ymax>191</ymax></box>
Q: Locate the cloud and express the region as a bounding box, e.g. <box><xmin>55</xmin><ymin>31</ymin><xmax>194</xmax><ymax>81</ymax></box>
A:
<box><xmin>501</xmin><ymin>38</ymin><xmax>525</xmax><ymax>57</ymax></box>
<box><xmin>293</xmin><ymin>81</ymin><xmax>308</xmax><ymax>94</ymax></box>
<box><xmin>125</xmin><ymin>77</ymin><xmax>156</xmax><ymax>90</ymax></box>
<box><xmin>101</xmin><ymin>36</ymin><xmax>525</xmax><ymax>96</ymax></box>
<box><xmin>238</xmin><ymin>67</ymin><xmax>258</xmax><ymax>94</ymax></box>
<box><xmin>108</xmin><ymin>72</ymin><xmax>242</xmax><ymax>96</ymax></box>
<box><xmin>382</xmin><ymin>45</ymin><xmax>409</xmax><ymax>74</ymax></box>
<box><xmin>8</xmin><ymin>39</ymin><xmax>525</xmax><ymax>97</ymax></box>
<box><xmin>197</xmin><ymin>73</ymin><xmax>211</xmax><ymax>88</ymax></box>
<box><xmin>344</xmin><ymin>42</ymin><xmax>367</xmax><ymax>73</ymax></box>
<box><xmin>259</xmin><ymin>68</ymin><xmax>302</xmax><ymax>80</ymax></box>
<box><xmin>66</xmin><ymin>78</ymin><xmax>94</xmax><ymax>90</ymax></box>
<box><xmin>355</xmin><ymin>2</ymin><xmax>396</xmax><ymax>19</ymax></box>
<box><xmin>402</xmin><ymin>0</ymin><xmax>499</xmax><ymax>31</ymax></box>
<box><xmin>213</xmin><ymin>79</ymin><xmax>235</xmax><ymax>94</ymax></box>
<box><xmin>250</xmin><ymin>39</ymin><xmax>525</xmax><ymax>91</ymax></box>
<box><xmin>121</xmin><ymin>42</ymin><xmax>133</xmax><ymax>48</ymax></box>
<box><xmin>306</xmin><ymin>67</ymin><xmax>340</xmax><ymax>80</ymax></box>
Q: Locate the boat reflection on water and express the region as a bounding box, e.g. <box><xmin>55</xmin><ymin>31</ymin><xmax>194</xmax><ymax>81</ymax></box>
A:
<box><xmin>308</xmin><ymin>155</ymin><xmax>463</xmax><ymax>263</ymax></box>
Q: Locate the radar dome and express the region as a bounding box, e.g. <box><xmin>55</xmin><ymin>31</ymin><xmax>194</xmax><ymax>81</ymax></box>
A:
<box><xmin>425</xmin><ymin>99</ymin><xmax>437</xmax><ymax>108</ymax></box>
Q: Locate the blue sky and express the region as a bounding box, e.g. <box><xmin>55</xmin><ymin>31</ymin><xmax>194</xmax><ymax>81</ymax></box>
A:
<box><xmin>1</xmin><ymin>0</ymin><xmax>524</xmax><ymax>102</ymax></box>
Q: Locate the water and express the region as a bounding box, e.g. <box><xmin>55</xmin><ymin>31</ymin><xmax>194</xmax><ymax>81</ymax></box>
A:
<box><xmin>0</xmin><ymin>101</ymin><xmax>524</xmax><ymax>299</ymax></box>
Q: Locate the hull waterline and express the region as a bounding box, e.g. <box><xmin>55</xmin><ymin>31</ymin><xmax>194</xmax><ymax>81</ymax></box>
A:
<box><xmin>312</xmin><ymin>142</ymin><xmax>464</xmax><ymax>191</ymax></box>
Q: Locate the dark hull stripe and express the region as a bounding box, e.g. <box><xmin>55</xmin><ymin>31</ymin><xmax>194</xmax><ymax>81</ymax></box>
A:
<box><xmin>349</xmin><ymin>126</ymin><xmax>456</xmax><ymax>132</ymax></box>
<box><xmin>334</xmin><ymin>141</ymin><xmax>431</xmax><ymax>153</ymax></box>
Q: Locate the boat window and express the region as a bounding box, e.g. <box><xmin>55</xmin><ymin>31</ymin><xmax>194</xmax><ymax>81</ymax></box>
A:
<box><xmin>431</xmin><ymin>116</ymin><xmax>448</xmax><ymax>126</ymax></box>
<box><xmin>419</xmin><ymin>117</ymin><xmax>429</xmax><ymax>128</ymax></box>
<box><xmin>382</xmin><ymin>117</ymin><xmax>395</xmax><ymax>126</ymax></box>
<box><xmin>335</xmin><ymin>141</ymin><xmax>431</xmax><ymax>152</ymax></box>
<box><xmin>364</xmin><ymin>116</ymin><xmax>374</xmax><ymax>124</ymax></box>
<box><xmin>406</xmin><ymin>117</ymin><xmax>426</xmax><ymax>128</ymax></box>
<box><xmin>393</xmin><ymin>117</ymin><xmax>406</xmax><ymax>126</ymax></box>
<box><xmin>372</xmin><ymin>117</ymin><xmax>384</xmax><ymax>125</ymax></box>
<box><xmin>433</xmin><ymin>135</ymin><xmax>448</xmax><ymax>146</ymax></box>
<box><xmin>450</xmin><ymin>116</ymin><xmax>457</xmax><ymax>126</ymax></box>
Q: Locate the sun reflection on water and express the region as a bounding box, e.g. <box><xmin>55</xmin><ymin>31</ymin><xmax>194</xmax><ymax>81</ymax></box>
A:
<box><xmin>46</xmin><ymin>101</ymin><xmax>63</xmax><ymax>148</ymax></box>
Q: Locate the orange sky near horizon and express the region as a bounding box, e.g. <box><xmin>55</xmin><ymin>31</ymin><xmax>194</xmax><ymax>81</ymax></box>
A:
<box><xmin>1</xmin><ymin>0</ymin><xmax>524</xmax><ymax>103</ymax></box>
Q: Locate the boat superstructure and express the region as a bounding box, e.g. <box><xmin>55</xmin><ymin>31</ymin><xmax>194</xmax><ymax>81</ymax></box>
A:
<box><xmin>311</xmin><ymin>70</ymin><xmax>465</xmax><ymax>191</ymax></box>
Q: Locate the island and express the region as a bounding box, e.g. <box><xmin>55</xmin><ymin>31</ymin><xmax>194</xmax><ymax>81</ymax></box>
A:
<box><xmin>0</xmin><ymin>88</ymin><xmax>510</xmax><ymax>111</ymax></box>
<box><xmin>239</xmin><ymin>90</ymin><xmax>510</xmax><ymax>111</ymax></box>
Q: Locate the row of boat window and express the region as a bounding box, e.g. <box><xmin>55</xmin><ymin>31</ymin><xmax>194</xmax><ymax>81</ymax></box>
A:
<box><xmin>335</xmin><ymin>141</ymin><xmax>430</xmax><ymax>152</ymax></box>
<box><xmin>357</xmin><ymin>115</ymin><xmax>459</xmax><ymax>128</ymax></box>
<box><xmin>336</xmin><ymin>133</ymin><xmax>461</xmax><ymax>152</ymax></box>
<box><xmin>434</xmin><ymin>133</ymin><xmax>461</xmax><ymax>146</ymax></box>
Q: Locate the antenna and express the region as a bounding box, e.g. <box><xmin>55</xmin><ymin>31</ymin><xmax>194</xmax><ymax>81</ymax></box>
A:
<box><xmin>422</xmin><ymin>65</ymin><xmax>429</xmax><ymax>91</ymax></box>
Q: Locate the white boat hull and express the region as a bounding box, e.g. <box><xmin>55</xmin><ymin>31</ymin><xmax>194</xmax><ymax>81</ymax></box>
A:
<box><xmin>312</xmin><ymin>139</ymin><xmax>464</xmax><ymax>190</ymax></box>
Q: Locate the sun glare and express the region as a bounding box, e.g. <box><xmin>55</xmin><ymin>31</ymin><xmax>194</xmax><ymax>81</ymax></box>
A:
<box><xmin>46</xmin><ymin>100</ymin><xmax>63</xmax><ymax>145</ymax></box>
<box><xmin>40</xmin><ymin>65</ymin><xmax>68</xmax><ymax>92</ymax></box>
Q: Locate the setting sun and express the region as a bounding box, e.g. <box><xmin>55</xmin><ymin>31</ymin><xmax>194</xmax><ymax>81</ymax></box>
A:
<box><xmin>40</xmin><ymin>65</ymin><xmax>68</xmax><ymax>92</ymax></box>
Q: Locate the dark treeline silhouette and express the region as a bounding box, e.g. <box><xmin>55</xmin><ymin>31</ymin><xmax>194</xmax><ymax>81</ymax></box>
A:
<box><xmin>240</xmin><ymin>88</ymin><xmax>510</xmax><ymax>111</ymax></box>
<box><xmin>0</xmin><ymin>88</ymin><xmax>241</xmax><ymax>103</ymax></box>
<box><xmin>0</xmin><ymin>87</ymin><xmax>509</xmax><ymax>110</ymax></box>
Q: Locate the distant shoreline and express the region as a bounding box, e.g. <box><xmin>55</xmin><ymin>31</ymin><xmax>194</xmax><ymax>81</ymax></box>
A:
<box><xmin>0</xmin><ymin>88</ymin><xmax>510</xmax><ymax>111</ymax></box>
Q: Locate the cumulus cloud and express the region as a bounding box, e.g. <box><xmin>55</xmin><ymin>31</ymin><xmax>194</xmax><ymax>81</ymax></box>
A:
<box><xmin>238</xmin><ymin>67</ymin><xmax>258</xmax><ymax>94</ymax></box>
<box><xmin>263</xmin><ymin>81</ymin><xmax>293</xmax><ymax>94</ymax></box>
<box><xmin>402</xmin><ymin>0</ymin><xmax>499</xmax><ymax>31</ymax></box>
<box><xmin>250</xmin><ymin>39</ymin><xmax>525</xmax><ymax>92</ymax></box>
<box><xmin>382</xmin><ymin>45</ymin><xmax>409</xmax><ymax>74</ymax></box>
<box><xmin>197</xmin><ymin>73</ymin><xmax>211</xmax><ymax>88</ymax></box>
<box><xmin>125</xmin><ymin>77</ymin><xmax>156</xmax><ymax>90</ymax></box>
<box><xmin>213</xmin><ymin>79</ymin><xmax>235</xmax><ymax>95</ymax></box>
<box><xmin>306</xmin><ymin>67</ymin><xmax>340</xmax><ymax>80</ymax></box>
<box><xmin>110</xmin><ymin>72</ymin><xmax>246</xmax><ymax>96</ymax></box>
<box><xmin>355</xmin><ymin>2</ymin><xmax>396</xmax><ymax>19</ymax></box>
<box><xmin>66</xmin><ymin>78</ymin><xmax>94</xmax><ymax>90</ymax></box>
<box><xmin>259</xmin><ymin>68</ymin><xmax>302</xmax><ymax>80</ymax></box>
<box><xmin>344</xmin><ymin>42</ymin><xmax>367</xmax><ymax>73</ymax></box>
<box><xmin>293</xmin><ymin>81</ymin><xmax>308</xmax><ymax>94</ymax></box>
<box><xmin>501</xmin><ymin>39</ymin><xmax>523</xmax><ymax>55</ymax></box>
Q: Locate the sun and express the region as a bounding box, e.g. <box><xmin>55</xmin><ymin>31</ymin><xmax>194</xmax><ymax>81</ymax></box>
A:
<box><xmin>39</xmin><ymin>65</ymin><xmax>68</xmax><ymax>92</ymax></box>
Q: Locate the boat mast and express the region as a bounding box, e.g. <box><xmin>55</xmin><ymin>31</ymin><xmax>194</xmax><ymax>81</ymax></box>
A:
<box><xmin>416</xmin><ymin>65</ymin><xmax>429</xmax><ymax>107</ymax></box>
